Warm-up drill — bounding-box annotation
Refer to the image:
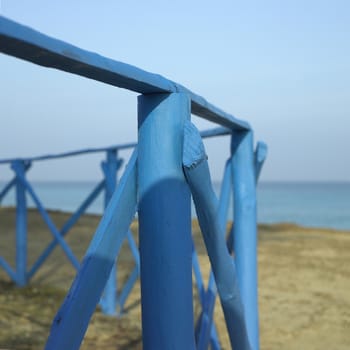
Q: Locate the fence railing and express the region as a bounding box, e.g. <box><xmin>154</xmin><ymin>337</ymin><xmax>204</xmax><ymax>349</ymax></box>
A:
<box><xmin>0</xmin><ymin>142</ymin><xmax>134</xmax><ymax>315</ymax></box>
<box><xmin>1</xmin><ymin>16</ymin><xmax>267</xmax><ymax>350</ymax></box>
<box><xmin>0</xmin><ymin>127</ymin><xmax>232</xmax><ymax>316</ymax></box>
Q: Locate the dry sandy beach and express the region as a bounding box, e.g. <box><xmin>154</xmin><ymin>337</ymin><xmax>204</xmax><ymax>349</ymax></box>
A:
<box><xmin>0</xmin><ymin>208</ymin><xmax>349</xmax><ymax>349</ymax></box>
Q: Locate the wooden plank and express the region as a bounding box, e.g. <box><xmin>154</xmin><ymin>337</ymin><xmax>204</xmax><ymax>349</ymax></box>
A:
<box><xmin>0</xmin><ymin>17</ymin><xmax>174</xmax><ymax>94</ymax></box>
<box><xmin>0</xmin><ymin>127</ymin><xmax>229</xmax><ymax>164</ymax></box>
<box><xmin>231</xmin><ymin>130</ymin><xmax>259</xmax><ymax>350</ymax></box>
<box><xmin>0</xmin><ymin>16</ymin><xmax>250</xmax><ymax>130</ymax></box>
<box><xmin>99</xmin><ymin>150</ymin><xmax>119</xmax><ymax>316</ymax></box>
<box><xmin>0</xmin><ymin>142</ymin><xmax>136</xmax><ymax>164</ymax></box>
<box><xmin>183</xmin><ymin>121</ymin><xmax>252</xmax><ymax>350</ymax></box>
<box><xmin>190</xmin><ymin>92</ymin><xmax>251</xmax><ymax>130</ymax></box>
<box><xmin>12</xmin><ymin>161</ymin><xmax>28</xmax><ymax>286</ymax></box>
<box><xmin>138</xmin><ymin>93</ymin><xmax>196</xmax><ymax>350</ymax></box>
<box><xmin>45</xmin><ymin>148</ymin><xmax>138</xmax><ymax>350</ymax></box>
<box><xmin>27</xmin><ymin>179</ymin><xmax>105</xmax><ymax>280</ymax></box>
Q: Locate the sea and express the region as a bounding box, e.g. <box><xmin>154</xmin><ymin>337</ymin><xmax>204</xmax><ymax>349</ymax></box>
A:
<box><xmin>0</xmin><ymin>181</ymin><xmax>349</xmax><ymax>231</ymax></box>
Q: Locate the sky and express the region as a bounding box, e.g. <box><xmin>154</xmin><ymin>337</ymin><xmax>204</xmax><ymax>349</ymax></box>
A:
<box><xmin>0</xmin><ymin>0</ymin><xmax>349</xmax><ymax>182</ymax></box>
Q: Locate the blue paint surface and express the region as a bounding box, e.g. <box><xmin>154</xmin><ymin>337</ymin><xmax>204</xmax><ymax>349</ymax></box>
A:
<box><xmin>0</xmin><ymin>126</ymin><xmax>229</xmax><ymax>165</ymax></box>
<box><xmin>183</xmin><ymin>121</ymin><xmax>251</xmax><ymax>350</ymax></box>
<box><xmin>0</xmin><ymin>177</ymin><xmax>16</xmax><ymax>202</ymax></box>
<box><xmin>17</xmin><ymin>173</ymin><xmax>80</xmax><ymax>270</ymax></box>
<box><xmin>192</xmin><ymin>241</ymin><xmax>221</xmax><ymax>349</ymax></box>
<box><xmin>99</xmin><ymin>150</ymin><xmax>119</xmax><ymax>315</ymax></box>
<box><xmin>27</xmin><ymin>179</ymin><xmax>105</xmax><ymax>280</ymax></box>
<box><xmin>0</xmin><ymin>16</ymin><xmax>250</xmax><ymax>130</ymax></box>
<box><xmin>231</xmin><ymin>131</ymin><xmax>259</xmax><ymax>350</ymax></box>
<box><xmin>138</xmin><ymin>93</ymin><xmax>196</xmax><ymax>350</ymax></box>
<box><xmin>12</xmin><ymin>160</ymin><xmax>28</xmax><ymax>286</ymax></box>
<box><xmin>194</xmin><ymin>159</ymin><xmax>233</xmax><ymax>349</ymax></box>
<box><xmin>45</xmin><ymin>149</ymin><xmax>138</xmax><ymax>350</ymax></box>
<box><xmin>254</xmin><ymin>142</ymin><xmax>268</xmax><ymax>181</ymax></box>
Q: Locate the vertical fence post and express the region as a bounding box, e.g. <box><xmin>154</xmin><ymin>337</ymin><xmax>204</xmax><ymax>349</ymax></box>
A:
<box><xmin>138</xmin><ymin>93</ymin><xmax>195</xmax><ymax>350</ymax></box>
<box><xmin>231</xmin><ymin>130</ymin><xmax>259</xmax><ymax>350</ymax></box>
<box><xmin>100</xmin><ymin>149</ymin><xmax>119</xmax><ymax>315</ymax></box>
<box><xmin>11</xmin><ymin>160</ymin><xmax>28</xmax><ymax>287</ymax></box>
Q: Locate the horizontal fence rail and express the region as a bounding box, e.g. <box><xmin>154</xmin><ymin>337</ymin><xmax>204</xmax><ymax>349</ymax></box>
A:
<box><xmin>0</xmin><ymin>16</ymin><xmax>268</xmax><ymax>350</ymax></box>
<box><xmin>0</xmin><ymin>126</ymin><xmax>230</xmax><ymax>165</ymax></box>
<box><xmin>0</xmin><ymin>16</ymin><xmax>250</xmax><ymax>130</ymax></box>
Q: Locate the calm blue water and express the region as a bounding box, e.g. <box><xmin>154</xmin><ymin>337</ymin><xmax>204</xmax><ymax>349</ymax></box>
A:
<box><xmin>256</xmin><ymin>182</ymin><xmax>350</xmax><ymax>230</ymax></box>
<box><xmin>1</xmin><ymin>181</ymin><xmax>349</xmax><ymax>231</ymax></box>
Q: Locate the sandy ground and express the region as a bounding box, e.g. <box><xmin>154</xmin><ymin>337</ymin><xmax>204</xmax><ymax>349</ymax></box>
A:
<box><xmin>0</xmin><ymin>207</ymin><xmax>349</xmax><ymax>349</ymax></box>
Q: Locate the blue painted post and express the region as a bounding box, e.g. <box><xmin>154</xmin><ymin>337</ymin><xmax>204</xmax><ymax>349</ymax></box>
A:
<box><xmin>194</xmin><ymin>157</ymin><xmax>233</xmax><ymax>349</ymax></box>
<box><xmin>231</xmin><ymin>131</ymin><xmax>259</xmax><ymax>350</ymax></box>
<box><xmin>11</xmin><ymin>160</ymin><xmax>29</xmax><ymax>286</ymax></box>
<box><xmin>217</xmin><ymin>158</ymin><xmax>232</xmax><ymax>231</ymax></box>
<box><xmin>254</xmin><ymin>141</ymin><xmax>268</xmax><ymax>181</ymax></box>
<box><xmin>183</xmin><ymin>121</ymin><xmax>251</xmax><ymax>350</ymax></box>
<box><xmin>100</xmin><ymin>150</ymin><xmax>118</xmax><ymax>315</ymax></box>
<box><xmin>138</xmin><ymin>93</ymin><xmax>196</xmax><ymax>350</ymax></box>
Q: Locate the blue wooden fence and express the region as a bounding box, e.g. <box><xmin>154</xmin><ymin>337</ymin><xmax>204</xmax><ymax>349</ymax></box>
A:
<box><xmin>0</xmin><ymin>16</ymin><xmax>267</xmax><ymax>350</ymax></box>
<box><xmin>0</xmin><ymin>143</ymin><xmax>135</xmax><ymax>315</ymax></box>
<box><xmin>0</xmin><ymin>127</ymin><xmax>233</xmax><ymax>317</ymax></box>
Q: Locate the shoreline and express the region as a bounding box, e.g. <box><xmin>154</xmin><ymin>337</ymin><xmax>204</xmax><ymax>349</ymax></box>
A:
<box><xmin>1</xmin><ymin>205</ymin><xmax>349</xmax><ymax>234</ymax></box>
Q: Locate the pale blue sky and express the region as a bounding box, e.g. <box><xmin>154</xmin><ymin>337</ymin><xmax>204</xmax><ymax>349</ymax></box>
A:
<box><xmin>1</xmin><ymin>0</ymin><xmax>349</xmax><ymax>182</ymax></box>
